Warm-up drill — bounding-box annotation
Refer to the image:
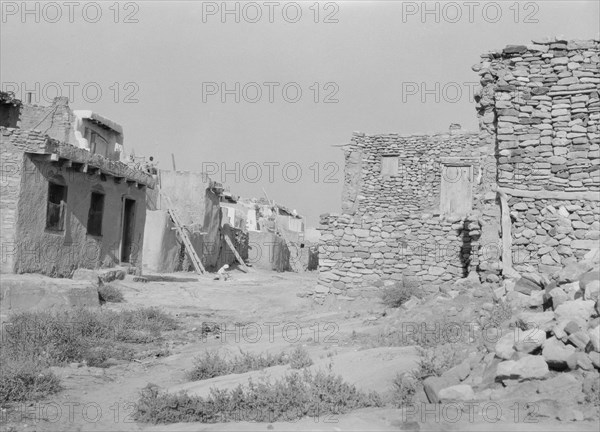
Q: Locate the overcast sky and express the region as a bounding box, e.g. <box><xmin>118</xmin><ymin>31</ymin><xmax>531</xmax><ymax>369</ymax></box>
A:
<box><xmin>2</xmin><ymin>1</ymin><xmax>599</xmax><ymax>225</ymax></box>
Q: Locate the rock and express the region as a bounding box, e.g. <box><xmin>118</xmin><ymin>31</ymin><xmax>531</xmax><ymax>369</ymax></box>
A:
<box><xmin>537</xmin><ymin>373</ymin><xmax>582</xmax><ymax>399</ymax></box>
<box><xmin>588</xmin><ymin>351</ymin><xmax>600</xmax><ymax>369</ymax></box>
<box><xmin>584</xmin><ymin>280</ymin><xmax>600</xmax><ymax>302</ymax></box>
<box><xmin>588</xmin><ymin>326</ymin><xmax>600</xmax><ymax>352</ymax></box>
<box><xmin>549</xmin><ymin>287</ymin><xmax>568</xmax><ymax>309</ymax></box>
<box><xmin>543</xmin><ymin>336</ymin><xmax>576</xmax><ymax>370</ymax></box>
<box><xmin>496</xmin><ymin>355</ymin><xmax>549</xmax><ymax>381</ymax></box>
<box><xmin>556</xmin><ymin>261</ymin><xmax>595</xmax><ymax>284</ymax></box>
<box><xmin>554</xmin><ymin>300</ymin><xmax>596</xmax><ymax>328</ymax></box>
<box><xmin>559</xmin><ymin>281</ymin><xmax>581</xmax><ymax>300</ymax></box>
<box><xmin>567</xmin><ymin>352</ymin><xmax>594</xmax><ymax>371</ymax></box>
<box><xmin>442</xmin><ymin>359</ymin><xmax>471</xmax><ymax>382</ymax></box>
<box><xmin>514</xmin><ymin>276</ymin><xmax>542</xmax><ymax>295</ymax></box>
<box><xmin>438</xmin><ymin>384</ymin><xmax>475</xmax><ymax>401</ymax></box>
<box><xmin>423</xmin><ymin>376</ymin><xmax>458</xmax><ymax>404</ymax></box>
<box><xmin>564</xmin><ymin>321</ymin><xmax>581</xmax><ymax>335</ymax></box>
<box><xmin>568</xmin><ymin>330</ymin><xmax>590</xmax><ymax>351</ymax></box>
<box><xmin>314</xmin><ymin>285</ymin><xmax>330</xmax><ymax>294</ymax></box>
<box><xmin>514</xmin><ymin>328</ymin><xmax>546</xmax><ymax>353</ymax></box>
<box><xmin>495</xmin><ymin>332</ymin><xmax>516</xmax><ymax>360</ymax></box>
<box><xmin>516</xmin><ymin>311</ymin><xmax>556</xmax><ymax>331</ymax></box>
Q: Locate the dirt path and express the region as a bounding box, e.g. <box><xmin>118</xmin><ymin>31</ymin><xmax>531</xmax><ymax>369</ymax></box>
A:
<box><xmin>2</xmin><ymin>270</ymin><xmax>599</xmax><ymax>432</ymax></box>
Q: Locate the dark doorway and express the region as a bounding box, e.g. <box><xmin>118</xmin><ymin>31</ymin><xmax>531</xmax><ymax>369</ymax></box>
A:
<box><xmin>121</xmin><ymin>198</ymin><xmax>136</xmax><ymax>263</ymax></box>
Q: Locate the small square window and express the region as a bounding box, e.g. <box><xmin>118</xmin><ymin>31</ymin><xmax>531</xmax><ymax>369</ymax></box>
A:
<box><xmin>46</xmin><ymin>182</ymin><xmax>67</xmax><ymax>231</ymax></box>
<box><xmin>381</xmin><ymin>156</ymin><xmax>399</xmax><ymax>176</ymax></box>
<box><xmin>87</xmin><ymin>192</ymin><xmax>105</xmax><ymax>236</ymax></box>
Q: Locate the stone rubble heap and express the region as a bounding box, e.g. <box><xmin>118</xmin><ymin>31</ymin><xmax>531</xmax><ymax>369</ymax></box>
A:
<box><xmin>422</xmin><ymin>248</ymin><xmax>600</xmax><ymax>420</ymax></box>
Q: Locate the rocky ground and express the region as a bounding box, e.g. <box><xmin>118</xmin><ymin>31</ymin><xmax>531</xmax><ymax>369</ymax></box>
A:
<box><xmin>1</xmin><ymin>258</ymin><xmax>599</xmax><ymax>431</ymax></box>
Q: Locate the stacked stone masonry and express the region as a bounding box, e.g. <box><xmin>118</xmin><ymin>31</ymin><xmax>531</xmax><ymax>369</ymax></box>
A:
<box><xmin>318</xmin><ymin>37</ymin><xmax>600</xmax><ymax>296</ymax></box>
<box><xmin>475</xmin><ymin>37</ymin><xmax>600</xmax><ymax>274</ymax></box>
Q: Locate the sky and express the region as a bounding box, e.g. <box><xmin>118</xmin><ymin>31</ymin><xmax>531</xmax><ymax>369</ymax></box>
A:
<box><xmin>2</xmin><ymin>0</ymin><xmax>599</xmax><ymax>226</ymax></box>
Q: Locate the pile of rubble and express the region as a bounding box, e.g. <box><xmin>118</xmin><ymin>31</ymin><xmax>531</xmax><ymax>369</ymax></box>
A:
<box><xmin>422</xmin><ymin>248</ymin><xmax>600</xmax><ymax>420</ymax></box>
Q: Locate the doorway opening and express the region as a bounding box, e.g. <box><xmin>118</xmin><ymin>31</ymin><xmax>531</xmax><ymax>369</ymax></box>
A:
<box><xmin>121</xmin><ymin>198</ymin><xmax>136</xmax><ymax>263</ymax></box>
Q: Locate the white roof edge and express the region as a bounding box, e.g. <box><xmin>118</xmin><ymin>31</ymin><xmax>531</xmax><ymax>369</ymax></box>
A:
<box><xmin>73</xmin><ymin>110</ymin><xmax>124</xmax><ymax>135</ymax></box>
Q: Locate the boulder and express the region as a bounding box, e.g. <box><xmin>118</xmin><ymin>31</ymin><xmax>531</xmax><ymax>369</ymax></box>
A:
<box><xmin>554</xmin><ymin>300</ymin><xmax>596</xmax><ymax>328</ymax></box>
<box><xmin>496</xmin><ymin>355</ymin><xmax>549</xmax><ymax>381</ymax></box>
<box><xmin>438</xmin><ymin>384</ymin><xmax>475</xmax><ymax>401</ymax></box>
<box><xmin>516</xmin><ymin>311</ymin><xmax>556</xmax><ymax>331</ymax></box>
<box><xmin>537</xmin><ymin>373</ymin><xmax>582</xmax><ymax>399</ymax></box>
<box><xmin>583</xmin><ymin>279</ymin><xmax>600</xmax><ymax>302</ymax></box>
<box><xmin>423</xmin><ymin>376</ymin><xmax>458</xmax><ymax>404</ymax></box>
<box><xmin>542</xmin><ymin>336</ymin><xmax>576</xmax><ymax>370</ymax></box>
<box><xmin>495</xmin><ymin>332</ymin><xmax>516</xmax><ymax>360</ymax></box>
<box><xmin>514</xmin><ymin>328</ymin><xmax>546</xmax><ymax>353</ymax></box>
<box><xmin>588</xmin><ymin>351</ymin><xmax>600</xmax><ymax>369</ymax></box>
<box><xmin>549</xmin><ymin>287</ymin><xmax>568</xmax><ymax>309</ymax></box>
<box><xmin>556</xmin><ymin>261</ymin><xmax>595</xmax><ymax>284</ymax></box>
<box><xmin>567</xmin><ymin>330</ymin><xmax>590</xmax><ymax>351</ymax></box>
<box><xmin>514</xmin><ymin>276</ymin><xmax>542</xmax><ymax>295</ymax></box>
<box><xmin>442</xmin><ymin>359</ymin><xmax>471</xmax><ymax>382</ymax></box>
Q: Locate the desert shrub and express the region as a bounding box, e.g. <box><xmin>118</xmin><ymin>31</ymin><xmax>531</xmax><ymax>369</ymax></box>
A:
<box><xmin>381</xmin><ymin>277</ymin><xmax>421</xmax><ymax>308</ymax></box>
<box><xmin>391</xmin><ymin>373</ymin><xmax>417</xmax><ymax>407</ymax></box>
<box><xmin>187</xmin><ymin>350</ymin><xmax>288</xmax><ymax>381</ymax></box>
<box><xmin>1</xmin><ymin>307</ymin><xmax>177</xmax><ymax>404</ymax></box>
<box><xmin>136</xmin><ymin>370</ymin><xmax>383</xmax><ymax>424</ymax></box>
<box><xmin>289</xmin><ymin>346</ymin><xmax>313</xmax><ymax>369</ymax></box>
<box><xmin>98</xmin><ymin>284</ymin><xmax>124</xmax><ymax>303</ymax></box>
<box><xmin>0</xmin><ymin>355</ymin><xmax>62</xmax><ymax>404</ymax></box>
<box><xmin>412</xmin><ymin>344</ymin><xmax>466</xmax><ymax>381</ymax></box>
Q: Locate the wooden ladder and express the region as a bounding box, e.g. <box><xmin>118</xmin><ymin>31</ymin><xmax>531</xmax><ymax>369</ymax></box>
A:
<box><xmin>163</xmin><ymin>195</ymin><xmax>206</xmax><ymax>275</ymax></box>
<box><xmin>278</xmin><ymin>230</ymin><xmax>304</xmax><ymax>273</ymax></box>
<box><xmin>223</xmin><ymin>234</ymin><xmax>251</xmax><ymax>272</ymax></box>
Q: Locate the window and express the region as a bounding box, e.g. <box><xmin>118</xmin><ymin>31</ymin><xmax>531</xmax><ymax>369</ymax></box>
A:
<box><xmin>46</xmin><ymin>181</ymin><xmax>67</xmax><ymax>231</ymax></box>
<box><xmin>381</xmin><ymin>156</ymin><xmax>399</xmax><ymax>176</ymax></box>
<box><xmin>87</xmin><ymin>192</ymin><xmax>105</xmax><ymax>236</ymax></box>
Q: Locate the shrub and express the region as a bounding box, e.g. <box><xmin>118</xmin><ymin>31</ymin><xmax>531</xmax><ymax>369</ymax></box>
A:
<box><xmin>381</xmin><ymin>277</ymin><xmax>421</xmax><ymax>308</ymax></box>
<box><xmin>98</xmin><ymin>284</ymin><xmax>124</xmax><ymax>303</ymax></box>
<box><xmin>412</xmin><ymin>345</ymin><xmax>465</xmax><ymax>382</ymax></box>
<box><xmin>391</xmin><ymin>373</ymin><xmax>417</xmax><ymax>407</ymax></box>
<box><xmin>136</xmin><ymin>370</ymin><xmax>383</xmax><ymax>424</ymax></box>
<box><xmin>289</xmin><ymin>346</ymin><xmax>313</xmax><ymax>369</ymax></box>
<box><xmin>187</xmin><ymin>350</ymin><xmax>288</xmax><ymax>381</ymax></box>
<box><xmin>1</xmin><ymin>307</ymin><xmax>177</xmax><ymax>404</ymax></box>
<box><xmin>0</xmin><ymin>355</ymin><xmax>62</xmax><ymax>404</ymax></box>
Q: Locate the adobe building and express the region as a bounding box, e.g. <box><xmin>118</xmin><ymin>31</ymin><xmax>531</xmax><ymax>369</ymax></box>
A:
<box><xmin>317</xmin><ymin>37</ymin><xmax>600</xmax><ymax>298</ymax></box>
<box><xmin>1</xmin><ymin>93</ymin><xmax>155</xmax><ymax>277</ymax></box>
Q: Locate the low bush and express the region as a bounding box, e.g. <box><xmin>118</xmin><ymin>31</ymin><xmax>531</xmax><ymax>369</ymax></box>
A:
<box><xmin>381</xmin><ymin>277</ymin><xmax>421</xmax><ymax>308</ymax></box>
<box><xmin>390</xmin><ymin>373</ymin><xmax>417</xmax><ymax>407</ymax></box>
<box><xmin>187</xmin><ymin>346</ymin><xmax>313</xmax><ymax>381</ymax></box>
<box><xmin>0</xmin><ymin>355</ymin><xmax>62</xmax><ymax>404</ymax></box>
<box><xmin>1</xmin><ymin>307</ymin><xmax>177</xmax><ymax>404</ymax></box>
<box><xmin>98</xmin><ymin>284</ymin><xmax>125</xmax><ymax>303</ymax></box>
<box><xmin>136</xmin><ymin>369</ymin><xmax>383</xmax><ymax>424</ymax></box>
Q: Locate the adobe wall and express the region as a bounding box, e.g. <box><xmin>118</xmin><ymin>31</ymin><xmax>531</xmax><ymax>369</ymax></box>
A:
<box><xmin>0</xmin><ymin>129</ymin><xmax>25</xmax><ymax>273</ymax></box>
<box><xmin>475</xmin><ymin>38</ymin><xmax>600</xmax><ymax>274</ymax></box>
<box><xmin>18</xmin><ymin>97</ymin><xmax>76</xmax><ymax>144</ymax></box>
<box><xmin>8</xmin><ymin>154</ymin><xmax>147</xmax><ymax>277</ymax></box>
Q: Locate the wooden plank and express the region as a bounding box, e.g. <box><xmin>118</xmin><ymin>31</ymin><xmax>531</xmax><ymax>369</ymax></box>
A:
<box><xmin>497</xmin><ymin>190</ymin><xmax>519</xmax><ymax>279</ymax></box>
<box><xmin>224</xmin><ymin>234</ymin><xmax>250</xmax><ymax>272</ymax></box>
<box><xmin>497</xmin><ymin>186</ymin><xmax>600</xmax><ymax>201</ymax></box>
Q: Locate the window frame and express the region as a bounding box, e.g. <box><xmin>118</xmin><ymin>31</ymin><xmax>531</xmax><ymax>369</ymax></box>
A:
<box><xmin>87</xmin><ymin>191</ymin><xmax>105</xmax><ymax>237</ymax></box>
<box><xmin>46</xmin><ymin>180</ymin><xmax>67</xmax><ymax>232</ymax></box>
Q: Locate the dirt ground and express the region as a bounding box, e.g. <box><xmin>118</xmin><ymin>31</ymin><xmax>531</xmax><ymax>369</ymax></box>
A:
<box><xmin>1</xmin><ymin>269</ymin><xmax>598</xmax><ymax>431</ymax></box>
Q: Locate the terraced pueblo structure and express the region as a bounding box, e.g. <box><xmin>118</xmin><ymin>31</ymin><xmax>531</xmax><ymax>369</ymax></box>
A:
<box><xmin>317</xmin><ymin>38</ymin><xmax>600</xmax><ymax>299</ymax></box>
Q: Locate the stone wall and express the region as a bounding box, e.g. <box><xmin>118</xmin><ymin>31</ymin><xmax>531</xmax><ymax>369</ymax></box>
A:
<box><xmin>342</xmin><ymin>131</ymin><xmax>481</xmax><ymax>216</ymax></box>
<box><xmin>474</xmin><ymin>37</ymin><xmax>600</xmax><ymax>274</ymax></box>
<box><xmin>317</xmin><ymin>129</ymin><xmax>498</xmax><ymax>296</ymax></box>
<box><xmin>317</xmin><ymin>212</ymin><xmax>482</xmax><ymax>296</ymax></box>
